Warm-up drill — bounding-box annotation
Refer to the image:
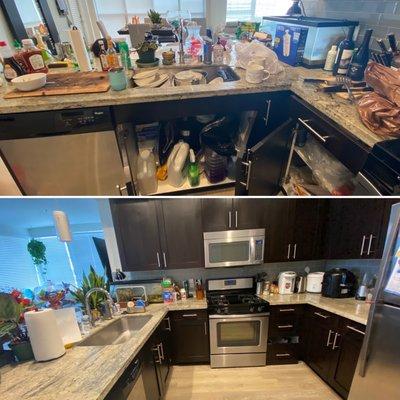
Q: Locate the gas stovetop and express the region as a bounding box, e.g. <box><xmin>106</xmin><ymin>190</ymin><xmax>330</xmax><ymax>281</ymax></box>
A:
<box><xmin>207</xmin><ymin>293</ymin><xmax>270</xmax><ymax>315</ymax></box>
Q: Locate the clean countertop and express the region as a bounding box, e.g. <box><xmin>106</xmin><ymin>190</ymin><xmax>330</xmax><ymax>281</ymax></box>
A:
<box><xmin>261</xmin><ymin>293</ymin><xmax>370</xmax><ymax>325</ymax></box>
<box><xmin>0</xmin><ymin>299</ymin><xmax>207</xmax><ymax>400</ymax></box>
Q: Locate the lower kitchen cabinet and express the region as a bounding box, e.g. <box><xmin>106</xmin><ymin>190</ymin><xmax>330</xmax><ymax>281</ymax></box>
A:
<box><xmin>169</xmin><ymin>310</ymin><xmax>210</xmax><ymax>364</ymax></box>
<box><xmin>303</xmin><ymin>306</ymin><xmax>366</xmax><ymax>399</ymax></box>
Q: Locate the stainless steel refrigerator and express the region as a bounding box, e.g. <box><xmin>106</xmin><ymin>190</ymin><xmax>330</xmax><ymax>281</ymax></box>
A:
<box><xmin>349</xmin><ymin>203</ymin><xmax>400</xmax><ymax>399</ymax></box>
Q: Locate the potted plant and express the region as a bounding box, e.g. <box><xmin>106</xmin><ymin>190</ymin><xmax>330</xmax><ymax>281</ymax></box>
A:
<box><xmin>135</xmin><ymin>40</ymin><xmax>159</xmax><ymax>64</ymax></box>
<box><xmin>148</xmin><ymin>9</ymin><xmax>163</xmax><ymax>29</ymax></box>
<box><xmin>27</xmin><ymin>239</ymin><xmax>48</xmax><ymax>285</ymax></box>
<box><xmin>0</xmin><ymin>293</ymin><xmax>34</xmax><ymax>363</ymax></box>
<box><xmin>70</xmin><ymin>266</ymin><xmax>109</xmax><ymax>322</ymax></box>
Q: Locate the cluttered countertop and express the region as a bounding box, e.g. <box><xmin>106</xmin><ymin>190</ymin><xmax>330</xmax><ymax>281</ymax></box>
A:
<box><xmin>260</xmin><ymin>292</ymin><xmax>370</xmax><ymax>325</ymax></box>
<box><xmin>0</xmin><ymin>298</ymin><xmax>207</xmax><ymax>400</ymax></box>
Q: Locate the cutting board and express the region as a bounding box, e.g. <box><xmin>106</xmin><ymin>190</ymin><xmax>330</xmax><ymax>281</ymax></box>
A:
<box><xmin>4</xmin><ymin>72</ymin><xmax>110</xmax><ymax>99</ymax></box>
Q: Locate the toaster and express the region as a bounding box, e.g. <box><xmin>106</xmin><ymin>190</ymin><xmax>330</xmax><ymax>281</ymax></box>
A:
<box><xmin>322</xmin><ymin>268</ymin><xmax>357</xmax><ymax>299</ymax></box>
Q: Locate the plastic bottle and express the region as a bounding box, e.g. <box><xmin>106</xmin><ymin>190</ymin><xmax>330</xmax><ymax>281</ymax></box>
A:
<box><xmin>0</xmin><ymin>41</ymin><xmax>25</xmax><ymax>81</ymax></box>
<box><xmin>106</xmin><ymin>36</ymin><xmax>120</xmax><ymax>69</ymax></box>
<box><xmin>98</xmin><ymin>40</ymin><xmax>109</xmax><ymax>71</ymax></box>
<box><xmin>116</xmin><ymin>38</ymin><xmax>132</xmax><ymax>70</ymax></box>
<box><xmin>188</xmin><ymin>149</ymin><xmax>200</xmax><ymax>187</ymax></box>
<box><xmin>137</xmin><ymin>149</ymin><xmax>158</xmax><ymax>195</ymax></box>
<box><xmin>20</xmin><ymin>39</ymin><xmax>48</xmax><ymax>73</ymax></box>
<box><xmin>283</xmin><ymin>30</ymin><xmax>291</xmax><ymax>57</ymax></box>
<box><xmin>213</xmin><ymin>37</ymin><xmax>224</xmax><ymax>65</ymax></box>
<box><xmin>324</xmin><ymin>45</ymin><xmax>338</xmax><ymax>71</ymax></box>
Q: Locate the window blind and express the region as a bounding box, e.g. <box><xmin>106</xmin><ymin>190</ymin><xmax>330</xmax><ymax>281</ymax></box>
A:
<box><xmin>227</xmin><ymin>0</ymin><xmax>293</xmax><ymax>22</ymax></box>
<box><xmin>66</xmin><ymin>0</ymin><xmax>84</xmax><ymax>31</ymax></box>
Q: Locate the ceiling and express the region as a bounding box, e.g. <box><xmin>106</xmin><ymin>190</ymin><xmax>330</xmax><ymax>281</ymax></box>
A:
<box><xmin>0</xmin><ymin>199</ymin><xmax>102</xmax><ymax>237</ymax></box>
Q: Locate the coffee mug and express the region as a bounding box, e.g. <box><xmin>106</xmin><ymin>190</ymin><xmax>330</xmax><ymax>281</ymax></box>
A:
<box><xmin>246</xmin><ymin>63</ymin><xmax>270</xmax><ymax>84</ymax></box>
<box><xmin>248</xmin><ymin>57</ymin><xmax>266</xmax><ymax>68</ymax></box>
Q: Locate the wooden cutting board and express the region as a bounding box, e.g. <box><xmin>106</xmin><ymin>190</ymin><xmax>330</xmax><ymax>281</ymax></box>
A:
<box><xmin>4</xmin><ymin>72</ymin><xmax>110</xmax><ymax>99</ymax></box>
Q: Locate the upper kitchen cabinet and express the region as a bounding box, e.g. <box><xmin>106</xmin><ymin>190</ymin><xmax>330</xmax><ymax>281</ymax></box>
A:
<box><xmin>111</xmin><ymin>199</ymin><xmax>203</xmax><ymax>271</ymax></box>
<box><xmin>111</xmin><ymin>200</ymin><xmax>163</xmax><ymax>271</ymax></box>
<box><xmin>324</xmin><ymin>199</ymin><xmax>389</xmax><ymax>260</ymax></box>
<box><xmin>158</xmin><ymin>199</ymin><xmax>203</xmax><ymax>269</ymax></box>
<box><xmin>201</xmin><ymin>199</ymin><xmax>267</xmax><ymax>232</ymax></box>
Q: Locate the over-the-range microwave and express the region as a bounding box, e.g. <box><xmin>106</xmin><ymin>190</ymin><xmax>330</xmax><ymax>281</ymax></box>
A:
<box><xmin>203</xmin><ymin>229</ymin><xmax>265</xmax><ymax>268</ymax></box>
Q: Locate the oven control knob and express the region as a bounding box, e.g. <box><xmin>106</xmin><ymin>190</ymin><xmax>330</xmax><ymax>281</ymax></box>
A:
<box><xmin>249</xmin><ymin>306</ymin><xmax>255</xmax><ymax>313</ymax></box>
<box><xmin>258</xmin><ymin>306</ymin><xmax>264</xmax><ymax>312</ymax></box>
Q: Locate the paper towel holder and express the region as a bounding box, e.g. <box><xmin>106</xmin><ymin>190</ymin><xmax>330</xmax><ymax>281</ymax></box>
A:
<box><xmin>53</xmin><ymin>211</ymin><xmax>72</xmax><ymax>242</ymax></box>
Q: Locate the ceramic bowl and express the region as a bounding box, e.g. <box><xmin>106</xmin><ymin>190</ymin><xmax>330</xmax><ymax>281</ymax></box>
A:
<box><xmin>12</xmin><ymin>73</ymin><xmax>47</xmax><ymax>92</ymax></box>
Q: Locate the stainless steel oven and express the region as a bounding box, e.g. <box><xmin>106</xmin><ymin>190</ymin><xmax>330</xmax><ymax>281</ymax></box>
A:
<box><xmin>203</xmin><ymin>229</ymin><xmax>265</xmax><ymax>268</ymax></box>
<box><xmin>209</xmin><ymin>313</ymin><xmax>269</xmax><ymax>368</ymax></box>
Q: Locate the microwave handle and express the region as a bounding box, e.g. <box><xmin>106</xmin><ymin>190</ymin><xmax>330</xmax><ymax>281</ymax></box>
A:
<box><xmin>250</xmin><ymin>238</ymin><xmax>256</xmax><ymax>263</ymax></box>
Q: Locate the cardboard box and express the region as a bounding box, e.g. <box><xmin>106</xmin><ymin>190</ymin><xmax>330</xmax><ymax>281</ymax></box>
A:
<box><xmin>274</xmin><ymin>24</ymin><xmax>309</xmax><ymax>66</ymax></box>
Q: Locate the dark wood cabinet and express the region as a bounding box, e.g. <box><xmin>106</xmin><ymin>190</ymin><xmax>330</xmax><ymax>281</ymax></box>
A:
<box><xmin>201</xmin><ymin>199</ymin><xmax>233</xmax><ymax>232</ymax></box>
<box><xmin>111</xmin><ymin>199</ymin><xmax>203</xmax><ymax>271</ymax></box>
<box><xmin>142</xmin><ymin>341</ymin><xmax>162</xmax><ymax>400</ymax></box>
<box><xmin>304</xmin><ymin>306</ymin><xmax>365</xmax><ymax>399</ymax></box>
<box><xmin>325</xmin><ymin>199</ymin><xmax>387</xmax><ymax>260</ymax></box>
<box><xmin>111</xmin><ymin>200</ymin><xmax>163</xmax><ymax>271</ymax></box>
<box><xmin>169</xmin><ymin>310</ymin><xmax>210</xmax><ymax>364</ymax></box>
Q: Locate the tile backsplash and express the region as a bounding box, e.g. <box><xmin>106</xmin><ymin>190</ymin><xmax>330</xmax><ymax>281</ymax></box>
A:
<box><xmin>120</xmin><ymin>259</ymin><xmax>381</xmax><ymax>286</ymax></box>
<box><xmin>302</xmin><ymin>0</ymin><xmax>400</xmax><ymax>49</ymax></box>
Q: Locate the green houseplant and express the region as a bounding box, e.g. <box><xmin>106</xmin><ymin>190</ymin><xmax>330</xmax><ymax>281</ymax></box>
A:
<box><xmin>0</xmin><ymin>293</ymin><xmax>34</xmax><ymax>363</ymax></box>
<box><xmin>27</xmin><ymin>239</ymin><xmax>48</xmax><ymax>284</ymax></box>
<box><xmin>148</xmin><ymin>9</ymin><xmax>162</xmax><ymax>26</ymax></box>
<box><xmin>135</xmin><ymin>40</ymin><xmax>159</xmax><ymax>64</ymax></box>
<box><xmin>70</xmin><ymin>266</ymin><xmax>109</xmax><ymax>321</ymax></box>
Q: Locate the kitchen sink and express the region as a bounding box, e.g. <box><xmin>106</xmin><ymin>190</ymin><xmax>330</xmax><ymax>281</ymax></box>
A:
<box><xmin>166</xmin><ymin>65</ymin><xmax>241</xmax><ymax>83</ymax></box>
<box><xmin>77</xmin><ymin>315</ymin><xmax>152</xmax><ymax>346</ymax></box>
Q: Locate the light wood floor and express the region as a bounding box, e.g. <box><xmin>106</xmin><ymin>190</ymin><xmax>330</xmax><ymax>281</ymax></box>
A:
<box><xmin>165</xmin><ymin>363</ymin><xmax>342</xmax><ymax>400</ymax></box>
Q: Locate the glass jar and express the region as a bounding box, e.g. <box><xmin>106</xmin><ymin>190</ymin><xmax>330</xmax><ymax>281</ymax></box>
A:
<box><xmin>185</xmin><ymin>24</ymin><xmax>204</xmax><ymax>59</ymax></box>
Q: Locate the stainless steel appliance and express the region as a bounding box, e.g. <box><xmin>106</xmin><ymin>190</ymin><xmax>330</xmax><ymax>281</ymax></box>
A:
<box><xmin>203</xmin><ymin>229</ymin><xmax>265</xmax><ymax>269</ymax></box>
<box><xmin>0</xmin><ymin>108</ymin><xmax>133</xmax><ymax>196</ymax></box>
<box><xmin>207</xmin><ymin>277</ymin><xmax>270</xmax><ymax>368</ymax></box>
<box><xmin>349</xmin><ymin>203</ymin><xmax>400</xmax><ymax>400</ymax></box>
<box><xmin>106</xmin><ymin>357</ymin><xmax>146</xmax><ymax>400</ymax></box>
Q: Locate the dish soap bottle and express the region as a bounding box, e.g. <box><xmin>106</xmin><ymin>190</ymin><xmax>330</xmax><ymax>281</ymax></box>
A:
<box><xmin>188</xmin><ymin>149</ymin><xmax>200</xmax><ymax>187</ymax></box>
<box><xmin>20</xmin><ymin>39</ymin><xmax>48</xmax><ymax>73</ymax></box>
<box><xmin>213</xmin><ymin>37</ymin><xmax>224</xmax><ymax>65</ymax></box>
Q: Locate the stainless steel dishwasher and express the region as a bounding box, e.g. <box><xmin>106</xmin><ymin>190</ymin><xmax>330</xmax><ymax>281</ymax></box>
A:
<box><xmin>0</xmin><ymin>108</ymin><xmax>133</xmax><ymax>196</ymax></box>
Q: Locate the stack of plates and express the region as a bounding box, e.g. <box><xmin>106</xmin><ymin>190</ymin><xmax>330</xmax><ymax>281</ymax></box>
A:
<box><xmin>132</xmin><ymin>69</ymin><xmax>170</xmax><ymax>88</ymax></box>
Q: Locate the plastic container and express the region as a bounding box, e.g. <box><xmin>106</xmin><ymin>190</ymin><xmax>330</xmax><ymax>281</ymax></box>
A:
<box><xmin>204</xmin><ymin>147</ymin><xmax>228</xmax><ymax>184</ymax></box>
<box><xmin>188</xmin><ymin>149</ymin><xmax>200</xmax><ymax>187</ymax></box>
<box><xmin>137</xmin><ymin>149</ymin><xmax>158</xmax><ymax>195</ymax></box>
<box><xmin>115</xmin><ymin>38</ymin><xmax>132</xmax><ymax>69</ymax></box>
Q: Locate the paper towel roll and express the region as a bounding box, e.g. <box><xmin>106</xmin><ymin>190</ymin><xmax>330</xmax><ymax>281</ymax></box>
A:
<box><xmin>68</xmin><ymin>27</ymin><xmax>92</xmax><ymax>72</ymax></box>
<box><xmin>25</xmin><ymin>309</ymin><xmax>66</xmax><ymax>362</ymax></box>
<box><xmin>54</xmin><ymin>308</ymin><xmax>82</xmax><ymax>346</ymax></box>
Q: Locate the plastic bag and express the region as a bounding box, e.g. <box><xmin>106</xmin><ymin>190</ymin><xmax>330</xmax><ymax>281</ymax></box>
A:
<box><xmin>365</xmin><ymin>62</ymin><xmax>400</xmax><ymax>107</ymax></box>
<box><xmin>235</xmin><ymin>41</ymin><xmax>284</xmax><ymax>75</ymax></box>
<box><xmin>358</xmin><ymin>92</ymin><xmax>400</xmax><ymax>137</ymax></box>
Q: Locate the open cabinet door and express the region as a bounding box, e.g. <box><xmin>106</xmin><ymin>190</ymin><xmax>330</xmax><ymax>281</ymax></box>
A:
<box><xmin>237</xmin><ymin>119</ymin><xmax>295</xmax><ymax>196</ymax></box>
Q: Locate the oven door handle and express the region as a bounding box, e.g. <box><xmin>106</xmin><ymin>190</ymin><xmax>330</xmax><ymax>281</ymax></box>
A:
<box><xmin>209</xmin><ymin>313</ymin><xmax>270</xmax><ymax>319</ymax></box>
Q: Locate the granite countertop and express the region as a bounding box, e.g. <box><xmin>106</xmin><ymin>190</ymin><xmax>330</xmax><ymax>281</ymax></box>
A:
<box><xmin>0</xmin><ymin>60</ymin><xmax>382</xmax><ymax>149</ymax></box>
<box><xmin>261</xmin><ymin>293</ymin><xmax>370</xmax><ymax>325</ymax></box>
<box><xmin>0</xmin><ymin>299</ymin><xmax>207</xmax><ymax>400</ymax></box>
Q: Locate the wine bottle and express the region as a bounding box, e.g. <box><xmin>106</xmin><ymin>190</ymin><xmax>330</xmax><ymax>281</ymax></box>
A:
<box><xmin>348</xmin><ymin>29</ymin><xmax>373</xmax><ymax>81</ymax></box>
<box><xmin>333</xmin><ymin>26</ymin><xmax>356</xmax><ymax>76</ymax></box>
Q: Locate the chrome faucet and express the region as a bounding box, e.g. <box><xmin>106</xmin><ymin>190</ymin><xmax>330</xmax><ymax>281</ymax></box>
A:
<box><xmin>85</xmin><ymin>288</ymin><xmax>115</xmax><ymax>326</ymax></box>
<box><xmin>178</xmin><ymin>18</ymin><xmax>185</xmax><ymax>64</ymax></box>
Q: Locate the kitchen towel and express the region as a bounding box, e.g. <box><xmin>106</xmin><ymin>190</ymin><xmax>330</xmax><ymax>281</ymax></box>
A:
<box><xmin>54</xmin><ymin>308</ymin><xmax>82</xmax><ymax>346</ymax></box>
<box><xmin>25</xmin><ymin>309</ymin><xmax>66</xmax><ymax>362</ymax></box>
<box><xmin>69</xmin><ymin>27</ymin><xmax>92</xmax><ymax>72</ymax></box>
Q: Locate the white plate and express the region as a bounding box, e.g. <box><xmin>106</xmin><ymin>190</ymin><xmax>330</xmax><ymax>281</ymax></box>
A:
<box><xmin>133</xmin><ymin>69</ymin><xmax>159</xmax><ymax>80</ymax></box>
<box><xmin>148</xmin><ymin>74</ymin><xmax>169</xmax><ymax>88</ymax></box>
<box><xmin>135</xmin><ymin>75</ymin><xmax>159</xmax><ymax>87</ymax></box>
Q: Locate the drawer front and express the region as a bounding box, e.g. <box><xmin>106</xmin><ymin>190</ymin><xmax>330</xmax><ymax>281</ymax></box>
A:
<box><xmin>170</xmin><ymin>310</ymin><xmax>208</xmax><ymax>321</ymax></box>
<box><xmin>267</xmin><ymin>343</ymin><xmax>298</xmax><ymax>365</ymax></box>
<box><xmin>307</xmin><ymin>306</ymin><xmax>339</xmax><ymax>330</ymax></box>
<box><xmin>270</xmin><ymin>305</ymin><xmax>304</xmax><ymax>319</ymax></box>
<box><xmin>269</xmin><ymin>315</ymin><xmax>300</xmax><ymax>337</ymax></box>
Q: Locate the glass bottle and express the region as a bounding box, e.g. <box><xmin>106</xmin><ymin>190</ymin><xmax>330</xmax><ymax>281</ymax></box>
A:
<box><xmin>185</xmin><ymin>24</ymin><xmax>204</xmax><ymax>59</ymax></box>
<box><xmin>98</xmin><ymin>40</ymin><xmax>109</xmax><ymax>71</ymax></box>
<box><xmin>20</xmin><ymin>39</ymin><xmax>48</xmax><ymax>73</ymax></box>
<box><xmin>106</xmin><ymin>36</ymin><xmax>119</xmax><ymax>69</ymax></box>
<box><xmin>333</xmin><ymin>26</ymin><xmax>356</xmax><ymax>76</ymax></box>
<box><xmin>213</xmin><ymin>37</ymin><xmax>224</xmax><ymax>65</ymax></box>
<box><xmin>0</xmin><ymin>41</ymin><xmax>25</xmax><ymax>81</ymax></box>
<box><xmin>348</xmin><ymin>29</ymin><xmax>373</xmax><ymax>81</ymax></box>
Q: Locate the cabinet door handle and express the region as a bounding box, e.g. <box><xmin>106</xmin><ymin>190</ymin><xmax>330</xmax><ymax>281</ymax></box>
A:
<box><xmin>159</xmin><ymin>343</ymin><xmax>164</xmax><ymax>360</ymax></box>
<box><xmin>279</xmin><ymin>308</ymin><xmax>295</xmax><ymax>313</ymax></box>
<box><xmin>276</xmin><ymin>353</ymin><xmax>291</xmax><ymax>357</ymax></box>
<box><xmin>153</xmin><ymin>346</ymin><xmax>161</xmax><ymax>364</ymax></box>
<box><xmin>240</xmin><ymin>160</ymin><xmax>252</xmax><ymax>191</ymax></box>
<box><xmin>204</xmin><ymin>321</ymin><xmax>208</xmax><ymax>336</ymax></box>
<box><xmin>367</xmin><ymin>235</ymin><xmax>375</xmax><ymax>256</ymax></box>
<box><xmin>165</xmin><ymin>317</ymin><xmax>171</xmax><ymax>332</ymax></box>
<box><xmin>293</xmin><ymin>244</ymin><xmax>297</xmax><ymax>260</ymax></box>
<box><xmin>157</xmin><ymin>252</ymin><xmax>161</xmax><ymax>269</ymax></box>
<box><xmin>332</xmin><ymin>332</ymin><xmax>341</xmax><ymax>350</ymax></box>
<box><xmin>228</xmin><ymin>211</ymin><xmax>232</xmax><ymax>229</ymax></box>
<box><xmin>264</xmin><ymin>100</ymin><xmax>272</xmax><ymax>127</ymax></box>
<box><xmin>314</xmin><ymin>312</ymin><xmax>329</xmax><ymax>319</ymax></box>
<box><xmin>360</xmin><ymin>235</ymin><xmax>366</xmax><ymax>256</ymax></box>
<box><xmin>278</xmin><ymin>325</ymin><xmax>294</xmax><ymax>329</ymax></box>
<box><xmin>287</xmin><ymin>244</ymin><xmax>291</xmax><ymax>260</ymax></box>
<box><xmin>182</xmin><ymin>314</ymin><xmax>198</xmax><ymax>318</ymax></box>
<box><xmin>326</xmin><ymin>330</ymin><xmax>334</xmax><ymax>347</ymax></box>
<box><xmin>163</xmin><ymin>252</ymin><xmax>167</xmax><ymax>269</ymax></box>
<box><xmin>235</xmin><ymin>211</ymin><xmax>238</xmax><ymax>229</ymax></box>
<box><xmin>116</xmin><ymin>185</ymin><xmax>128</xmax><ymax>196</ymax></box>
<box><xmin>347</xmin><ymin>325</ymin><xmax>365</xmax><ymax>336</ymax></box>
<box><xmin>298</xmin><ymin>118</ymin><xmax>329</xmax><ymax>143</ymax></box>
